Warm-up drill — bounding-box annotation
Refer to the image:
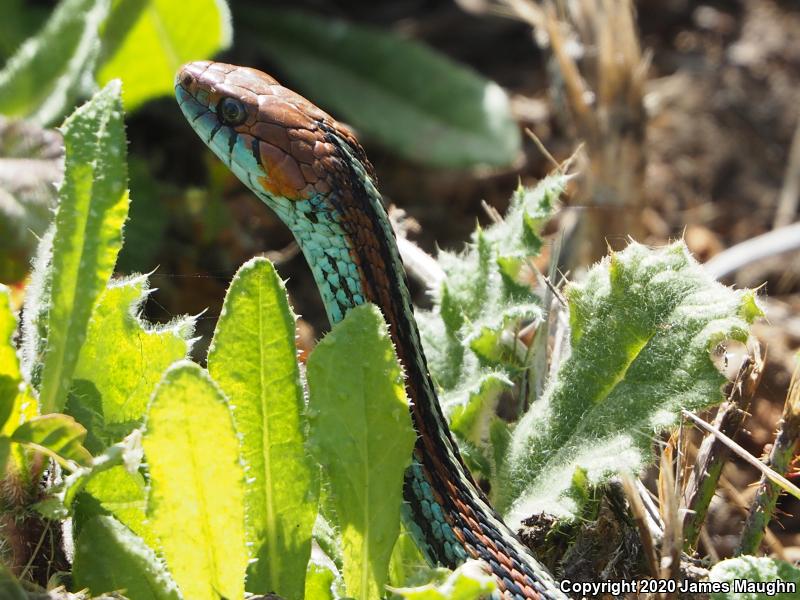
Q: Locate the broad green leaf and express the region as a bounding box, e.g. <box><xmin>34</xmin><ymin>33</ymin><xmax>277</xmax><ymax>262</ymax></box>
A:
<box><xmin>11</xmin><ymin>413</ymin><xmax>92</xmax><ymax>467</ymax></box>
<box><xmin>71</xmin><ymin>274</ymin><xmax>193</xmax><ymax>438</ymax></box>
<box><xmin>35</xmin><ymin>81</ymin><xmax>130</xmax><ymax>414</ymax></box>
<box><xmin>500</xmin><ymin>241</ymin><xmax>763</xmax><ymax>525</ymax></box>
<box><xmin>709</xmin><ymin>556</ymin><xmax>800</xmax><ymax>599</ymax></box>
<box><xmin>0</xmin><ymin>0</ymin><xmax>110</xmax><ymax>125</ymax></box>
<box><xmin>207</xmin><ymin>257</ymin><xmax>317</xmax><ymax>600</ymax></box>
<box><xmin>307</xmin><ymin>304</ymin><xmax>416</xmax><ymax>600</ymax></box>
<box><xmin>416</xmin><ymin>176</ymin><xmax>562</xmax><ymax>483</ymax></box>
<box><xmin>74</xmin><ymin>466</ymin><xmax>152</xmax><ymax>546</ymax></box>
<box><xmin>305</xmin><ymin>560</ymin><xmax>337</xmax><ymax>600</ymax></box>
<box><xmin>0</xmin><ymin>117</ymin><xmax>63</xmax><ymax>284</ymax></box>
<box><xmin>96</xmin><ymin>0</ymin><xmax>232</xmax><ymax>111</ymax></box>
<box><xmin>246</xmin><ymin>9</ymin><xmax>520</xmax><ymax>168</ymax></box>
<box><xmin>389</xmin><ymin>561</ymin><xmax>496</xmax><ymax>600</ymax></box>
<box><xmin>143</xmin><ymin>361</ymin><xmax>247</xmax><ymax>600</ymax></box>
<box><xmin>73</xmin><ymin>515</ymin><xmax>181</xmax><ymax>600</ymax></box>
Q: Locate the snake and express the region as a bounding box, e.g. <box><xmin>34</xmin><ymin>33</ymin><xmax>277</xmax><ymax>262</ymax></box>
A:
<box><xmin>175</xmin><ymin>61</ymin><xmax>566</xmax><ymax>600</ymax></box>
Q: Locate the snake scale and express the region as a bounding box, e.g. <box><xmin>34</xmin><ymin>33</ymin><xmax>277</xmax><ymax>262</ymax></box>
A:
<box><xmin>175</xmin><ymin>61</ymin><xmax>566</xmax><ymax>600</ymax></box>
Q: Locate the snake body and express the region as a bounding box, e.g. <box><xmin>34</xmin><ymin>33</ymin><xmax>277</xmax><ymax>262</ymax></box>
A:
<box><xmin>175</xmin><ymin>61</ymin><xmax>565</xmax><ymax>600</ymax></box>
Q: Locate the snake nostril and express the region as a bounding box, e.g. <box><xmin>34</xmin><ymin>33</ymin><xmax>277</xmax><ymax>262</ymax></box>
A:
<box><xmin>180</xmin><ymin>72</ymin><xmax>194</xmax><ymax>88</ymax></box>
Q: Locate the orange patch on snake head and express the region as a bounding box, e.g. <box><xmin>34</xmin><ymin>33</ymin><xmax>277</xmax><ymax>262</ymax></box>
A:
<box><xmin>256</xmin><ymin>141</ymin><xmax>309</xmax><ymax>201</ymax></box>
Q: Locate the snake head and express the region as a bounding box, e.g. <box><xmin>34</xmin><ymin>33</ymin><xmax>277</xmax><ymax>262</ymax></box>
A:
<box><xmin>175</xmin><ymin>61</ymin><xmax>376</xmax><ymax>203</ymax></box>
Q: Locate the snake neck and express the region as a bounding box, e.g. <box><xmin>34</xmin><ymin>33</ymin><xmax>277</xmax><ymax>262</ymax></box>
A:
<box><xmin>257</xmin><ymin>130</ymin><xmax>563</xmax><ymax>600</ymax></box>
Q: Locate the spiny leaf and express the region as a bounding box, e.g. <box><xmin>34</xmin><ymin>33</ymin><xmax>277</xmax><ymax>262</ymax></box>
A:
<box><xmin>0</xmin><ymin>0</ymin><xmax>109</xmax><ymax>125</ymax></box>
<box><xmin>307</xmin><ymin>304</ymin><xmax>416</xmax><ymax>600</ymax></box>
<box><xmin>500</xmin><ymin>240</ymin><xmax>762</xmax><ymax>524</ymax></box>
<box><xmin>73</xmin><ymin>515</ymin><xmax>181</xmax><ymax>600</ymax></box>
<box><xmin>32</xmin><ymin>80</ymin><xmax>130</xmax><ymax>414</ymax></box>
<box><xmin>245</xmin><ymin>9</ymin><xmax>520</xmax><ymax>168</ymax></box>
<box><xmin>208</xmin><ymin>257</ymin><xmax>317</xmax><ymax>600</ymax></box>
<box><xmin>143</xmin><ymin>361</ymin><xmax>247</xmax><ymax>600</ymax></box>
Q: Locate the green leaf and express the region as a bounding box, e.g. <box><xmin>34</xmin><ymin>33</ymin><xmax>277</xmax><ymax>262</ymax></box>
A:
<box><xmin>0</xmin><ymin>0</ymin><xmax>110</xmax><ymax>125</ymax></box>
<box><xmin>305</xmin><ymin>560</ymin><xmax>337</xmax><ymax>600</ymax></box>
<box><xmin>709</xmin><ymin>556</ymin><xmax>800</xmax><ymax>599</ymax></box>
<box><xmin>416</xmin><ymin>176</ymin><xmax>562</xmax><ymax>485</ymax></box>
<box><xmin>73</xmin><ymin>515</ymin><xmax>181</xmax><ymax>600</ymax></box>
<box><xmin>245</xmin><ymin>9</ymin><xmax>520</xmax><ymax>168</ymax></box>
<box><xmin>500</xmin><ymin>241</ymin><xmax>763</xmax><ymax>524</ymax></box>
<box><xmin>96</xmin><ymin>0</ymin><xmax>232</xmax><ymax>111</ymax></box>
<box><xmin>70</xmin><ymin>274</ymin><xmax>194</xmax><ymax>441</ymax></box>
<box><xmin>143</xmin><ymin>361</ymin><xmax>247</xmax><ymax>600</ymax></box>
<box><xmin>34</xmin><ymin>80</ymin><xmax>130</xmax><ymax>414</ymax></box>
<box><xmin>11</xmin><ymin>413</ymin><xmax>92</xmax><ymax>468</ymax></box>
<box><xmin>207</xmin><ymin>257</ymin><xmax>317</xmax><ymax>599</ymax></box>
<box><xmin>307</xmin><ymin>304</ymin><xmax>416</xmax><ymax>600</ymax></box>
<box><xmin>389</xmin><ymin>561</ymin><xmax>496</xmax><ymax>600</ymax></box>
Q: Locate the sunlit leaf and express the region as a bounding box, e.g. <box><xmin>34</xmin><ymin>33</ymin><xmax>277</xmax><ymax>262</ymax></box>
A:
<box><xmin>307</xmin><ymin>304</ymin><xmax>416</xmax><ymax>600</ymax></box>
<box><xmin>208</xmin><ymin>257</ymin><xmax>317</xmax><ymax>599</ymax></box>
<box><xmin>143</xmin><ymin>361</ymin><xmax>247</xmax><ymax>600</ymax></box>
<box><xmin>11</xmin><ymin>413</ymin><xmax>92</xmax><ymax>468</ymax></box>
<box><xmin>96</xmin><ymin>0</ymin><xmax>232</xmax><ymax>110</ymax></box>
<box><xmin>29</xmin><ymin>80</ymin><xmax>129</xmax><ymax>414</ymax></box>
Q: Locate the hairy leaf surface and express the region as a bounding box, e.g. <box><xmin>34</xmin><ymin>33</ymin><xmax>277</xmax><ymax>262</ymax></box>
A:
<box><xmin>208</xmin><ymin>257</ymin><xmax>317</xmax><ymax>599</ymax></box>
<box><xmin>143</xmin><ymin>361</ymin><xmax>247</xmax><ymax>600</ymax></box>
<box><xmin>307</xmin><ymin>304</ymin><xmax>416</xmax><ymax>600</ymax></box>
<box><xmin>501</xmin><ymin>241</ymin><xmax>762</xmax><ymax>524</ymax></box>
<box><xmin>33</xmin><ymin>81</ymin><xmax>129</xmax><ymax>414</ymax></box>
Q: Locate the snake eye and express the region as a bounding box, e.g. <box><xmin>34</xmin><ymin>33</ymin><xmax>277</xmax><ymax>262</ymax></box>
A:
<box><xmin>218</xmin><ymin>97</ymin><xmax>246</xmax><ymax>126</ymax></box>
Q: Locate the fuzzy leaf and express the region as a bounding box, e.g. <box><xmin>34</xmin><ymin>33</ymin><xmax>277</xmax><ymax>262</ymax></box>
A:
<box><xmin>0</xmin><ymin>0</ymin><xmax>109</xmax><ymax>125</ymax></box>
<box><xmin>246</xmin><ymin>9</ymin><xmax>520</xmax><ymax>168</ymax></box>
<box><xmin>307</xmin><ymin>304</ymin><xmax>416</xmax><ymax>600</ymax></box>
<box><xmin>208</xmin><ymin>257</ymin><xmax>317</xmax><ymax>600</ymax></box>
<box><xmin>500</xmin><ymin>241</ymin><xmax>763</xmax><ymax>524</ymax></box>
<box><xmin>390</xmin><ymin>561</ymin><xmax>496</xmax><ymax>600</ymax></box>
<box><xmin>33</xmin><ymin>81</ymin><xmax>130</xmax><ymax>414</ymax></box>
<box><xmin>709</xmin><ymin>556</ymin><xmax>800</xmax><ymax>599</ymax></box>
<box><xmin>97</xmin><ymin>0</ymin><xmax>232</xmax><ymax>111</ymax></box>
<box><xmin>11</xmin><ymin>413</ymin><xmax>92</xmax><ymax>467</ymax></box>
<box><xmin>417</xmin><ymin>176</ymin><xmax>563</xmax><ymax>481</ymax></box>
<box><xmin>143</xmin><ymin>361</ymin><xmax>247</xmax><ymax>600</ymax></box>
<box><xmin>68</xmin><ymin>274</ymin><xmax>193</xmax><ymax>448</ymax></box>
<box><xmin>73</xmin><ymin>515</ymin><xmax>181</xmax><ymax>600</ymax></box>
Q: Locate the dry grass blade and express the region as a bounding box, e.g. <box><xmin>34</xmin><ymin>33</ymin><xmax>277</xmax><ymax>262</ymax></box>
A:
<box><xmin>737</xmin><ymin>360</ymin><xmax>800</xmax><ymax>555</ymax></box>
<box><xmin>657</xmin><ymin>449</ymin><xmax>681</xmax><ymax>600</ymax></box>
<box><xmin>681</xmin><ymin>342</ymin><xmax>763</xmax><ymax>550</ymax></box>
<box><xmin>681</xmin><ymin>409</ymin><xmax>800</xmax><ymax>502</ymax></box>
<box><xmin>621</xmin><ymin>473</ymin><xmax>660</xmax><ymax>578</ymax></box>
